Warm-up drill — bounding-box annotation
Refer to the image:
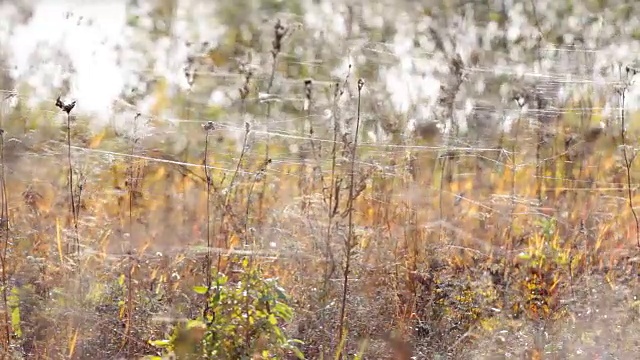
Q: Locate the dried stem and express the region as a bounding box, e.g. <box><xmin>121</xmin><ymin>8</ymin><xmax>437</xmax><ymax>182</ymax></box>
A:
<box><xmin>509</xmin><ymin>103</ymin><xmax>525</xmax><ymax>237</ymax></box>
<box><xmin>337</xmin><ymin>78</ymin><xmax>365</xmax><ymax>355</ymax></box>
<box><xmin>227</xmin><ymin>122</ymin><xmax>251</xmax><ymax>206</ymax></box>
<box><xmin>258</xmin><ymin>19</ymin><xmax>288</xmax><ymax>220</ymax></box>
<box><xmin>0</xmin><ymin>128</ymin><xmax>10</xmax><ymax>351</ymax></box>
<box><xmin>323</xmin><ymin>68</ymin><xmax>351</xmax><ymax>297</ymax></box>
<box><xmin>55</xmin><ymin>97</ymin><xmax>79</xmax><ymax>255</ymax></box>
<box><xmin>618</xmin><ymin>76</ymin><xmax>640</xmax><ymax>247</ymax></box>
<box><xmin>67</xmin><ymin>113</ymin><xmax>79</xmax><ymax>255</ymax></box>
<box><xmin>203</xmin><ymin>121</ymin><xmax>215</xmax><ymax>292</ymax></box>
<box><xmin>300</xmin><ymin>79</ymin><xmax>315</xmax><ymax>212</ymax></box>
<box><xmin>122</xmin><ymin>112</ymin><xmax>141</xmax><ymax>356</ymax></box>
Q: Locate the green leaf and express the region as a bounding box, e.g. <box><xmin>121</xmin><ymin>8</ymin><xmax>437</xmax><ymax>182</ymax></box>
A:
<box><xmin>290</xmin><ymin>346</ymin><xmax>305</xmax><ymax>359</ymax></box>
<box><xmin>193</xmin><ymin>285</ymin><xmax>208</xmax><ymax>295</ymax></box>
<box><xmin>215</xmin><ymin>274</ymin><xmax>228</xmax><ymax>286</ymax></box>
<box><xmin>211</xmin><ymin>288</ymin><xmax>223</xmax><ymax>305</ymax></box>
<box><xmin>11</xmin><ymin>306</ymin><xmax>21</xmax><ymax>338</ymax></box>
<box><xmin>186</xmin><ymin>319</ymin><xmax>205</xmax><ymax>330</ymax></box>
<box><xmin>274</xmin><ymin>284</ymin><xmax>288</xmax><ymax>301</ymax></box>
<box><xmin>149</xmin><ymin>339</ymin><xmax>171</xmax><ymax>348</ymax></box>
<box><xmin>517</xmin><ymin>252</ymin><xmax>532</xmax><ymax>261</ymax></box>
<box><xmin>274</xmin><ymin>302</ymin><xmax>293</xmax><ymax>320</ymax></box>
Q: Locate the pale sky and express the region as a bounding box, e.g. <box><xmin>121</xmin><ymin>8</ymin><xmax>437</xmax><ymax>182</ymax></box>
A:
<box><xmin>5</xmin><ymin>0</ymin><xmax>638</xmax><ymax>131</ymax></box>
<box><xmin>8</xmin><ymin>0</ymin><xmax>126</xmax><ymax>117</ymax></box>
<box><xmin>5</xmin><ymin>0</ymin><xmax>429</xmax><ymax>123</ymax></box>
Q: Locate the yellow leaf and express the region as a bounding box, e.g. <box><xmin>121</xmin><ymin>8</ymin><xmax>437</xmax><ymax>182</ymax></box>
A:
<box><xmin>366</xmin><ymin>207</ymin><xmax>374</xmax><ymax>221</ymax></box>
<box><xmin>56</xmin><ymin>218</ymin><xmax>64</xmax><ymax>264</ymax></box>
<box><xmin>463</xmin><ymin>178</ymin><xmax>473</xmax><ymax>192</ymax></box>
<box><xmin>150</xmin><ymin>78</ymin><xmax>169</xmax><ymax>116</ymax></box>
<box><xmin>150</xmin><ymin>166</ymin><xmax>166</xmax><ymax>182</ymax></box>
<box><xmin>68</xmin><ymin>329</ymin><xmax>78</xmax><ymax>358</ymax></box>
<box><xmin>360</xmin><ymin>235</ymin><xmax>369</xmax><ymax>250</ymax></box>
<box><xmin>89</xmin><ymin>130</ymin><xmax>107</xmax><ymax>149</ymax></box>
<box><xmin>450</xmin><ymin>181</ymin><xmax>460</xmax><ymax>193</ymax></box>
<box><xmin>228</xmin><ymin>233</ymin><xmax>240</xmax><ymax>248</ymax></box>
<box><xmin>208</xmin><ymin>47</ymin><xmax>230</xmax><ymax>67</ymax></box>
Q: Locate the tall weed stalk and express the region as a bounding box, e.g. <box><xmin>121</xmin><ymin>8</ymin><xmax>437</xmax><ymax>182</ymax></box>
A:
<box><xmin>0</xmin><ymin>128</ymin><xmax>10</xmax><ymax>351</ymax></box>
<box><xmin>336</xmin><ymin>78</ymin><xmax>365</xmax><ymax>357</ymax></box>
<box><xmin>618</xmin><ymin>68</ymin><xmax>640</xmax><ymax>247</ymax></box>
<box><xmin>202</xmin><ymin>121</ymin><xmax>215</xmax><ymax>293</ymax></box>
<box><xmin>55</xmin><ymin>96</ymin><xmax>79</xmax><ymax>255</ymax></box>
<box><xmin>258</xmin><ymin>20</ymin><xmax>289</xmax><ymax>219</ymax></box>
<box><xmin>122</xmin><ymin>112</ymin><xmax>141</xmax><ymax>356</ymax></box>
<box><xmin>324</xmin><ymin>66</ymin><xmax>351</xmax><ymax>292</ymax></box>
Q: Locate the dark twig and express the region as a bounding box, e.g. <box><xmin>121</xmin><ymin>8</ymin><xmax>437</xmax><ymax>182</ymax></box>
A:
<box><xmin>0</xmin><ymin>128</ymin><xmax>10</xmax><ymax>351</ymax></box>
<box><xmin>55</xmin><ymin>96</ymin><xmax>79</xmax><ymax>255</ymax></box>
<box><xmin>258</xmin><ymin>19</ymin><xmax>289</xmax><ymax>220</ymax></box>
<box><xmin>337</xmin><ymin>78</ymin><xmax>365</xmax><ymax>356</ymax></box>
<box><xmin>203</xmin><ymin>121</ymin><xmax>215</xmax><ymax>294</ymax></box>
<box><xmin>619</xmin><ymin>67</ymin><xmax>640</xmax><ymax>247</ymax></box>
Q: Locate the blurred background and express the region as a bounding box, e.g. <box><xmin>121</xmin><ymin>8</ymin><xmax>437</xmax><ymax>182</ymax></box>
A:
<box><xmin>3</xmin><ymin>0</ymin><xmax>640</xmax><ymax>130</ymax></box>
<box><xmin>2</xmin><ymin>0</ymin><xmax>640</xmax><ymax>359</ymax></box>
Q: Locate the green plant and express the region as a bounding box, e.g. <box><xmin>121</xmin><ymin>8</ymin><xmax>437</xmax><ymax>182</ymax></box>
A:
<box><xmin>149</xmin><ymin>258</ymin><xmax>304</xmax><ymax>359</ymax></box>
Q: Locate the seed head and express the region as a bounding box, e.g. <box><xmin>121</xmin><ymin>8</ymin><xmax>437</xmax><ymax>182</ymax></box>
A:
<box><xmin>55</xmin><ymin>96</ymin><xmax>76</xmax><ymax>114</ymax></box>
<box><xmin>203</xmin><ymin>121</ymin><xmax>216</xmax><ymax>132</ymax></box>
<box><xmin>304</xmin><ymin>79</ymin><xmax>312</xmax><ymax>101</ymax></box>
<box><xmin>271</xmin><ymin>19</ymin><xmax>288</xmax><ymax>58</ymax></box>
<box><xmin>239</xmin><ymin>69</ymin><xmax>252</xmax><ymax>100</ymax></box>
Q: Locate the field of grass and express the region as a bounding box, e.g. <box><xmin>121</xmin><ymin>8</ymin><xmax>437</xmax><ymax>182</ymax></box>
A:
<box><xmin>3</xmin><ymin>6</ymin><xmax>640</xmax><ymax>358</ymax></box>
<box><xmin>0</xmin><ymin>77</ymin><xmax>639</xmax><ymax>360</ymax></box>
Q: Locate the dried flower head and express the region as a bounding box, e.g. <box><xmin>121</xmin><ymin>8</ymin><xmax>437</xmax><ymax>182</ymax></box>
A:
<box><xmin>303</xmin><ymin>79</ymin><xmax>313</xmax><ymax>111</ymax></box>
<box><xmin>333</xmin><ymin>81</ymin><xmax>341</xmax><ymax>99</ymax></box>
<box><xmin>203</xmin><ymin>121</ymin><xmax>216</xmax><ymax>132</ymax></box>
<box><xmin>414</xmin><ymin>121</ymin><xmax>441</xmax><ymax>142</ymax></box>
<box><xmin>239</xmin><ymin>68</ymin><xmax>253</xmax><ymax>100</ymax></box>
<box><xmin>55</xmin><ymin>96</ymin><xmax>76</xmax><ymax>114</ymax></box>
<box><xmin>512</xmin><ymin>92</ymin><xmax>527</xmax><ymax>108</ymax></box>
<box><xmin>304</xmin><ymin>79</ymin><xmax>312</xmax><ymax>101</ymax></box>
<box><xmin>614</xmin><ymin>83</ymin><xmax>627</xmax><ymax>96</ymax></box>
<box><xmin>584</xmin><ymin>121</ymin><xmax>606</xmax><ymax>143</ymax></box>
<box><xmin>357</xmin><ymin>78</ymin><xmax>365</xmax><ymax>91</ymax></box>
<box><xmin>449</xmin><ymin>54</ymin><xmax>464</xmax><ymax>76</ymax></box>
<box><xmin>184</xmin><ymin>64</ymin><xmax>197</xmax><ymax>88</ymax></box>
<box><xmin>239</xmin><ymin>85</ymin><xmax>249</xmax><ymax>100</ymax></box>
<box><xmin>272</xmin><ymin>19</ymin><xmax>288</xmax><ymax>58</ymax></box>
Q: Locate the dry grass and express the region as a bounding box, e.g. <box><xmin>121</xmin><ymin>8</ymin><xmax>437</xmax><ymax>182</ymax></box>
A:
<box><xmin>0</xmin><ymin>88</ymin><xmax>638</xmax><ymax>360</ymax></box>
<box><xmin>2</xmin><ymin>11</ymin><xmax>640</xmax><ymax>358</ymax></box>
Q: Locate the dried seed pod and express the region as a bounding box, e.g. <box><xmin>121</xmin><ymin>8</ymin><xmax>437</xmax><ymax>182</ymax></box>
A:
<box><xmin>202</xmin><ymin>121</ymin><xmax>216</xmax><ymax>132</ymax></box>
<box><xmin>584</xmin><ymin>121</ymin><xmax>606</xmax><ymax>143</ymax></box>
<box><xmin>414</xmin><ymin>121</ymin><xmax>441</xmax><ymax>142</ymax></box>
<box><xmin>55</xmin><ymin>96</ymin><xmax>76</xmax><ymax>114</ymax></box>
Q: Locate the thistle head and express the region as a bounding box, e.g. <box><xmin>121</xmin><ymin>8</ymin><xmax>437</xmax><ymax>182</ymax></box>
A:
<box><xmin>203</xmin><ymin>121</ymin><xmax>216</xmax><ymax>132</ymax></box>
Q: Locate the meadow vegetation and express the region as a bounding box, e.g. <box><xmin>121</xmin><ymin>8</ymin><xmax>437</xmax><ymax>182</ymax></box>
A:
<box><xmin>2</xmin><ymin>0</ymin><xmax>640</xmax><ymax>359</ymax></box>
